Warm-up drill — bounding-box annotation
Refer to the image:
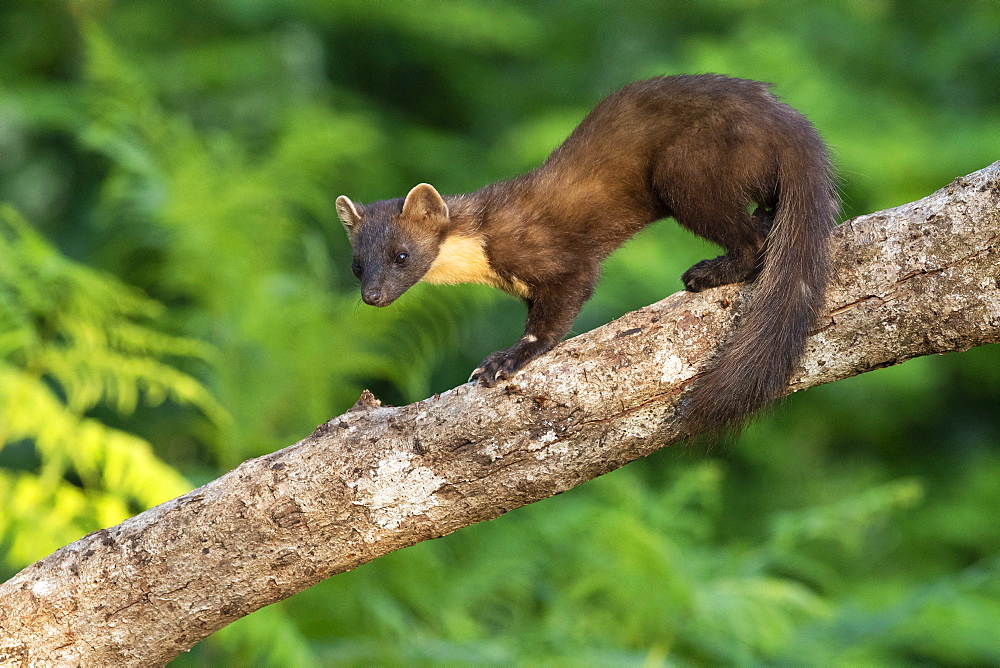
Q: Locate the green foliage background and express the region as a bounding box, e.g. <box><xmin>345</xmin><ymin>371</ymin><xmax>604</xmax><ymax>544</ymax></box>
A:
<box><xmin>2</xmin><ymin>0</ymin><xmax>999</xmax><ymax>664</ymax></box>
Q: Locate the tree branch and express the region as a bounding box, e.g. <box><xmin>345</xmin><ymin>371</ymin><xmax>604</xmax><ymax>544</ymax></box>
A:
<box><xmin>2</xmin><ymin>163</ymin><xmax>998</xmax><ymax>665</ymax></box>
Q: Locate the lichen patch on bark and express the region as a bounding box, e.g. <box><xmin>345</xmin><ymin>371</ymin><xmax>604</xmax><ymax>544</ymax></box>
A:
<box><xmin>351</xmin><ymin>451</ymin><xmax>445</xmax><ymax>532</ymax></box>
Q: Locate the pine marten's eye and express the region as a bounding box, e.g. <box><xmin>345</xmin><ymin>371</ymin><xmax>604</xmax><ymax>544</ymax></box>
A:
<box><xmin>394</xmin><ymin>252</ymin><xmax>408</xmax><ymax>265</ymax></box>
<box><xmin>351</xmin><ymin>258</ymin><xmax>363</xmax><ymax>278</ymax></box>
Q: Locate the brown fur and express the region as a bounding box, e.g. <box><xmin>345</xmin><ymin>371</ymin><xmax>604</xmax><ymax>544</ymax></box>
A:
<box><xmin>337</xmin><ymin>74</ymin><xmax>838</xmax><ymax>435</ymax></box>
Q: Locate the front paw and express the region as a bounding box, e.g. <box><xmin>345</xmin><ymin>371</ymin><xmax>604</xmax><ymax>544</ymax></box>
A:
<box><xmin>470</xmin><ymin>334</ymin><xmax>557</xmax><ymax>387</ymax></box>
<box><xmin>469</xmin><ymin>351</ymin><xmax>519</xmax><ymax>387</ymax></box>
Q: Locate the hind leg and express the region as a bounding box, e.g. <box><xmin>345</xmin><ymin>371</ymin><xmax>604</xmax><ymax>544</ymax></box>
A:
<box><xmin>679</xmin><ymin>205</ymin><xmax>772</xmax><ymax>292</ymax></box>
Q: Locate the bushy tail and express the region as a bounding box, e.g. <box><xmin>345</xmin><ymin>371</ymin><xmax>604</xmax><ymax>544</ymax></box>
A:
<box><xmin>682</xmin><ymin>135</ymin><xmax>837</xmax><ymax>437</ymax></box>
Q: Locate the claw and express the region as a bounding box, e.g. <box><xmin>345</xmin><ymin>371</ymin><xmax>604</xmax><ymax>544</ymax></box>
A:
<box><xmin>469</xmin><ymin>362</ymin><xmax>502</xmax><ymax>387</ymax></box>
<box><xmin>471</xmin><ymin>343</ymin><xmax>538</xmax><ymax>388</ymax></box>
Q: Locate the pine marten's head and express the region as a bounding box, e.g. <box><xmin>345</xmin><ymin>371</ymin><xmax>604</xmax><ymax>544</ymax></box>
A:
<box><xmin>336</xmin><ymin>184</ymin><xmax>450</xmax><ymax>307</ymax></box>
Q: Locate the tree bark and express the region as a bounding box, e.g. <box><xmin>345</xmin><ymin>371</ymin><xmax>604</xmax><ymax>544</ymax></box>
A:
<box><xmin>1</xmin><ymin>162</ymin><xmax>998</xmax><ymax>666</ymax></box>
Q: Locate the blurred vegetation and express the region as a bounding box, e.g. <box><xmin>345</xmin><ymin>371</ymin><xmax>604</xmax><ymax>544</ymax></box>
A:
<box><xmin>1</xmin><ymin>0</ymin><xmax>999</xmax><ymax>664</ymax></box>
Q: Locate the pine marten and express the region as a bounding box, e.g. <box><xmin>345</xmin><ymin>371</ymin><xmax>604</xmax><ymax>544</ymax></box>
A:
<box><xmin>336</xmin><ymin>74</ymin><xmax>838</xmax><ymax>435</ymax></box>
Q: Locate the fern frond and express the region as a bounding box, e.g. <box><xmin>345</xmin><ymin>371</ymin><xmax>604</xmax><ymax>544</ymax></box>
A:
<box><xmin>1</xmin><ymin>205</ymin><xmax>225</xmax><ymax>569</ymax></box>
<box><xmin>0</xmin><ymin>205</ymin><xmax>226</xmax><ymax>422</ymax></box>
<box><xmin>768</xmin><ymin>478</ymin><xmax>925</xmax><ymax>554</ymax></box>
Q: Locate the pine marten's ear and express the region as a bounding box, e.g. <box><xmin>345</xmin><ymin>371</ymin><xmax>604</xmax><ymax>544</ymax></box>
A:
<box><xmin>402</xmin><ymin>183</ymin><xmax>449</xmax><ymax>222</ymax></box>
<box><xmin>336</xmin><ymin>195</ymin><xmax>363</xmax><ymax>235</ymax></box>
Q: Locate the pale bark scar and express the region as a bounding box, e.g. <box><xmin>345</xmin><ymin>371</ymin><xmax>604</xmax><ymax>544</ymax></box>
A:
<box><xmin>351</xmin><ymin>451</ymin><xmax>445</xmax><ymax>532</ymax></box>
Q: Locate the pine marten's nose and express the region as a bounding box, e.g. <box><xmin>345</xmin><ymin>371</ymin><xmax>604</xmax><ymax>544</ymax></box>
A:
<box><xmin>362</xmin><ymin>287</ymin><xmax>383</xmax><ymax>306</ymax></box>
